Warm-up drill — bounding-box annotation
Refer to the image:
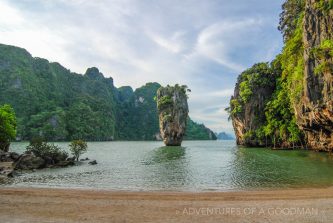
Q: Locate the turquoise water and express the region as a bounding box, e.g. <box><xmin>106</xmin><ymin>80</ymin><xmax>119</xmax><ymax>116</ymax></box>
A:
<box><xmin>3</xmin><ymin>140</ymin><xmax>333</xmax><ymax>191</ymax></box>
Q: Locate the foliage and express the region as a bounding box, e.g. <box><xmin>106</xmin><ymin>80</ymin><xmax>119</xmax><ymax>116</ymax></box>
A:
<box><xmin>69</xmin><ymin>140</ymin><xmax>88</xmax><ymax>161</ymax></box>
<box><xmin>279</xmin><ymin>0</ymin><xmax>305</xmax><ymax>40</ymax></box>
<box><xmin>314</xmin><ymin>0</ymin><xmax>333</xmax><ymax>13</ymax></box>
<box><xmin>227</xmin><ymin>62</ymin><xmax>278</xmax><ymax>118</ymax></box>
<box><xmin>157</xmin><ymin>96</ymin><xmax>173</xmax><ymax>110</ymax></box>
<box><xmin>312</xmin><ymin>39</ymin><xmax>333</xmax><ymax>75</ymax></box>
<box><xmin>115</xmin><ymin>82</ymin><xmax>161</xmax><ymax>140</ymax></box>
<box><xmin>228</xmin><ymin>99</ymin><xmax>242</xmax><ymax>116</ymax></box>
<box><xmin>26</xmin><ymin>139</ymin><xmax>68</xmax><ymax>163</ymax></box>
<box><xmin>26</xmin><ymin>108</ymin><xmax>67</xmax><ymax>141</ymax></box>
<box><xmin>264</xmin><ymin>11</ymin><xmax>305</xmax><ymax>146</ymax></box>
<box><xmin>185</xmin><ymin>118</ymin><xmax>217</xmax><ymax>140</ymax></box>
<box><xmin>0</xmin><ymin>104</ymin><xmax>17</xmax><ymax>151</ymax></box>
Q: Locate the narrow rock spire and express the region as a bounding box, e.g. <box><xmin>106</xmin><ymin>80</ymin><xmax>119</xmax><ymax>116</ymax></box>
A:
<box><xmin>156</xmin><ymin>85</ymin><xmax>189</xmax><ymax>146</ymax></box>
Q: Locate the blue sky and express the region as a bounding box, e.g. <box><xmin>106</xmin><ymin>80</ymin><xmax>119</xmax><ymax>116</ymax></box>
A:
<box><xmin>0</xmin><ymin>0</ymin><xmax>284</xmax><ymax>134</ymax></box>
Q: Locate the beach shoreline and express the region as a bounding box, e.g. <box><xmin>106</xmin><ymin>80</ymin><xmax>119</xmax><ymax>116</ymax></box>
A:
<box><xmin>1</xmin><ymin>187</ymin><xmax>332</xmax><ymax>222</ymax></box>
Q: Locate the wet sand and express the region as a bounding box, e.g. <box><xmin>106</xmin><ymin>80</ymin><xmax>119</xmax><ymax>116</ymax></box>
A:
<box><xmin>0</xmin><ymin>187</ymin><xmax>333</xmax><ymax>223</ymax></box>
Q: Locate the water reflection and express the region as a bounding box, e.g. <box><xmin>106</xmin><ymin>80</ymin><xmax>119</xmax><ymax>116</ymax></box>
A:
<box><xmin>230</xmin><ymin>147</ymin><xmax>333</xmax><ymax>189</ymax></box>
<box><xmin>142</xmin><ymin>146</ymin><xmax>190</xmax><ymax>189</ymax></box>
<box><xmin>143</xmin><ymin>146</ymin><xmax>186</xmax><ymax>164</ymax></box>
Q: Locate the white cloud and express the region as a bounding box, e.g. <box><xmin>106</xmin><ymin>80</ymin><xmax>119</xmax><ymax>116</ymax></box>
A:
<box><xmin>0</xmin><ymin>1</ymin><xmax>24</xmax><ymax>27</ymax></box>
<box><xmin>148</xmin><ymin>31</ymin><xmax>187</xmax><ymax>54</ymax></box>
<box><xmin>185</xmin><ymin>18</ymin><xmax>264</xmax><ymax>72</ymax></box>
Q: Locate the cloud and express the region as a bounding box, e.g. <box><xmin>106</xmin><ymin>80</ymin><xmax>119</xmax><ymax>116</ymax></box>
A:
<box><xmin>0</xmin><ymin>0</ymin><xmax>284</xmax><ymax>133</ymax></box>
<box><xmin>185</xmin><ymin>18</ymin><xmax>265</xmax><ymax>72</ymax></box>
<box><xmin>208</xmin><ymin>89</ymin><xmax>234</xmax><ymax>97</ymax></box>
<box><xmin>148</xmin><ymin>31</ymin><xmax>188</xmax><ymax>54</ymax></box>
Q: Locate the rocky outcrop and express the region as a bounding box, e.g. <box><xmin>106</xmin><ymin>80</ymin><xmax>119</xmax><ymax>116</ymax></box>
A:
<box><xmin>88</xmin><ymin>160</ymin><xmax>97</xmax><ymax>165</ymax></box>
<box><xmin>14</xmin><ymin>153</ymin><xmax>45</xmax><ymax>170</ymax></box>
<box><xmin>0</xmin><ymin>142</ymin><xmax>10</xmax><ymax>152</ymax></box>
<box><xmin>0</xmin><ymin>162</ymin><xmax>14</xmax><ymax>177</ymax></box>
<box><xmin>298</xmin><ymin>0</ymin><xmax>333</xmax><ymax>151</ymax></box>
<box><xmin>231</xmin><ymin>85</ymin><xmax>275</xmax><ymax>147</ymax></box>
<box><xmin>157</xmin><ymin>85</ymin><xmax>189</xmax><ymax>146</ymax></box>
<box><xmin>230</xmin><ymin>63</ymin><xmax>278</xmax><ymax>147</ymax></box>
<box><xmin>0</xmin><ymin>151</ymin><xmax>19</xmax><ymax>162</ymax></box>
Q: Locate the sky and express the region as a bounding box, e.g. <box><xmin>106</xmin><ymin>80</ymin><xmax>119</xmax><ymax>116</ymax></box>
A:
<box><xmin>0</xmin><ymin>0</ymin><xmax>284</xmax><ymax>134</ymax></box>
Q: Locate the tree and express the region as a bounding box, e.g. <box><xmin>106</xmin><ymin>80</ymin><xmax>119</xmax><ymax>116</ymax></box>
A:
<box><xmin>278</xmin><ymin>0</ymin><xmax>305</xmax><ymax>41</ymax></box>
<box><xmin>69</xmin><ymin>140</ymin><xmax>88</xmax><ymax>161</ymax></box>
<box><xmin>0</xmin><ymin>104</ymin><xmax>17</xmax><ymax>152</ymax></box>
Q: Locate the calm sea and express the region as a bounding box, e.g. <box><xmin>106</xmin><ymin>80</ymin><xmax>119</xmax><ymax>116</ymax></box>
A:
<box><xmin>3</xmin><ymin>140</ymin><xmax>333</xmax><ymax>191</ymax></box>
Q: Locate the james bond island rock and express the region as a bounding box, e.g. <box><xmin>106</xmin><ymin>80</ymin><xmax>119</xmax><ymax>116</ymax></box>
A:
<box><xmin>228</xmin><ymin>0</ymin><xmax>333</xmax><ymax>151</ymax></box>
<box><xmin>157</xmin><ymin>85</ymin><xmax>189</xmax><ymax>146</ymax></box>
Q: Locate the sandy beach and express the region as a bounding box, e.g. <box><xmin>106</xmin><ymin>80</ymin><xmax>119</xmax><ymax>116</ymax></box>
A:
<box><xmin>0</xmin><ymin>187</ymin><xmax>333</xmax><ymax>223</ymax></box>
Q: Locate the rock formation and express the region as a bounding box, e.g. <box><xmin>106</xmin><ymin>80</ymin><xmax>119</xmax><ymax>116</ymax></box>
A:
<box><xmin>229</xmin><ymin>63</ymin><xmax>278</xmax><ymax>147</ymax></box>
<box><xmin>297</xmin><ymin>0</ymin><xmax>333</xmax><ymax>151</ymax></box>
<box><xmin>229</xmin><ymin>0</ymin><xmax>333</xmax><ymax>151</ymax></box>
<box><xmin>157</xmin><ymin>85</ymin><xmax>189</xmax><ymax>146</ymax></box>
<box><xmin>231</xmin><ymin>81</ymin><xmax>276</xmax><ymax>146</ymax></box>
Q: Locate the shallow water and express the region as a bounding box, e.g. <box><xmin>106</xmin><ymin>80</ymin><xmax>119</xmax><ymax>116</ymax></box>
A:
<box><xmin>3</xmin><ymin>140</ymin><xmax>333</xmax><ymax>191</ymax></box>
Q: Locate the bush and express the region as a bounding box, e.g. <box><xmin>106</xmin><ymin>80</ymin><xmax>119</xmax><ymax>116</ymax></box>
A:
<box><xmin>69</xmin><ymin>140</ymin><xmax>88</xmax><ymax>161</ymax></box>
<box><xmin>157</xmin><ymin>96</ymin><xmax>173</xmax><ymax>110</ymax></box>
<box><xmin>0</xmin><ymin>104</ymin><xmax>17</xmax><ymax>152</ymax></box>
<box><xmin>26</xmin><ymin>139</ymin><xmax>68</xmax><ymax>163</ymax></box>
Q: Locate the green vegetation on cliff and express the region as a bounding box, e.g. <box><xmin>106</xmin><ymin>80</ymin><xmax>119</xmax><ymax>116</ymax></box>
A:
<box><xmin>0</xmin><ymin>44</ymin><xmax>215</xmax><ymax>141</ymax></box>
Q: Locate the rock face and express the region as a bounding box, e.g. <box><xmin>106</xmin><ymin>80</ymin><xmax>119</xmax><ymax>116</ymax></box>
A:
<box><xmin>229</xmin><ymin>63</ymin><xmax>278</xmax><ymax>147</ymax></box>
<box><xmin>157</xmin><ymin>85</ymin><xmax>189</xmax><ymax>146</ymax></box>
<box><xmin>14</xmin><ymin>154</ymin><xmax>45</xmax><ymax>170</ymax></box>
<box><xmin>0</xmin><ymin>142</ymin><xmax>10</xmax><ymax>152</ymax></box>
<box><xmin>88</xmin><ymin>160</ymin><xmax>97</xmax><ymax>165</ymax></box>
<box><xmin>0</xmin><ymin>162</ymin><xmax>14</xmax><ymax>177</ymax></box>
<box><xmin>231</xmin><ymin>82</ymin><xmax>275</xmax><ymax>147</ymax></box>
<box><xmin>298</xmin><ymin>0</ymin><xmax>333</xmax><ymax>151</ymax></box>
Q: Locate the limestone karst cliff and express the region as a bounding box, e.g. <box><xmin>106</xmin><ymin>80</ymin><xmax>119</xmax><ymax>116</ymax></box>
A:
<box><xmin>229</xmin><ymin>0</ymin><xmax>333</xmax><ymax>151</ymax></box>
<box><xmin>229</xmin><ymin>63</ymin><xmax>279</xmax><ymax>147</ymax></box>
<box><xmin>298</xmin><ymin>0</ymin><xmax>333</xmax><ymax>150</ymax></box>
<box><xmin>157</xmin><ymin>85</ymin><xmax>189</xmax><ymax>146</ymax></box>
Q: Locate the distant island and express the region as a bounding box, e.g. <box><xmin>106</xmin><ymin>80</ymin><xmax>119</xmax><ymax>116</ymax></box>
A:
<box><xmin>0</xmin><ymin>44</ymin><xmax>216</xmax><ymax>142</ymax></box>
<box><xmin>216</xmin><ymin>132</ymin><xmax>234</xmax><ymax>140</ymax></box>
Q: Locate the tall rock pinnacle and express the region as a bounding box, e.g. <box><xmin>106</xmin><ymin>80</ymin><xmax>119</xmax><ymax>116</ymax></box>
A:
<box><xmin>156</xmin><ymin>85</ymin><xmax>189</xmax><ymax>146</ymax></box>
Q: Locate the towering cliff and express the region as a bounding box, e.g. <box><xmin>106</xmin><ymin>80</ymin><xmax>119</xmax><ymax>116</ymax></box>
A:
<box><xmin>229</xmin><ymin>0</ymin><xmax>333</xmax><ymax>151</ymax></box>
<box><xmin>298</xmin><ymin>0</ymin><xmax>333</xmax><ymax>150</ymax></box>
<box><xmin>157</xmin><ymin>85</ymin><xmax>189</xmax><ymax>146</ymax></box>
